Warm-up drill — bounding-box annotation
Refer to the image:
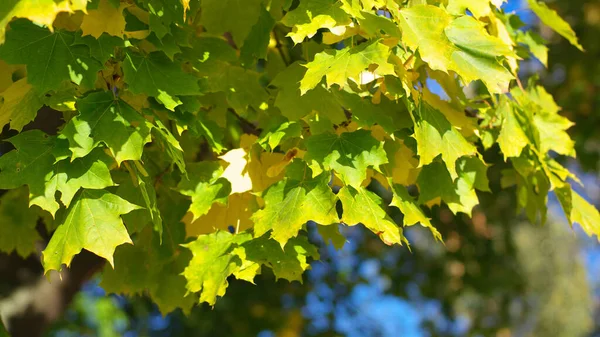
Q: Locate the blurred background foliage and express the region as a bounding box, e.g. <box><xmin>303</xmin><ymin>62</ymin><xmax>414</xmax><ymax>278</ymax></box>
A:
<box><xmin>2</xmin><ymin>0</ymin><xmax>600</xmax><ymax>336</ymax></box>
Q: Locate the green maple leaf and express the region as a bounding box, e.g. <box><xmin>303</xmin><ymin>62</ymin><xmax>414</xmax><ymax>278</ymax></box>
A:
<box><xmin>151</xmin><ymin>117</ymin><xmax>187</xmax><ymax>174</ymax></box>
<box><xmin>0</xmin><ymin>78</ymin><xmax>42</xmax><ymax>131</ymax></box>
<box><xmin>417</xmin><ymin>161</ymin><xmax>480</xmax><ymax>216</ymax></box>
<box><xmin>390</xmin><ymin>184</ymin><xmax>441</xmax><ymax>242</ymax></box>
<box><xmin>101</xmin><ymin>223</ymin><xmax>196</xmax><ymax>315</ymax></box>
<box><xmin>200</xmin><ymin>0</ymin><xmax>263</xmax><ymax>47</ymax></box>
<box><xmin>516</xmin><ymin>30</ymin><xmax>548</xmax><ymax>67</ymax></box>
<box><xmin>42</xmin><ymin>189</ymin><xmax>141</xmax><ymax>273</ymax></box>
<box><xmin>333</xmin><ymin>90</ymin><xmax>413</xmax><ymax>133</ymax></box>
<box><xmin>339</xmin><ymin>185</ymin><xmax>406</xmax><ymax>246</ymax></box>
<box><xmin>511</xmin><ymin>153</ymin><xmax>550</xmax><ymax>224</ymax></box>
<box><xmin>0</xmin><ymin>130</ymin><xmax>61</xmax><ymax>215</ymax></box>
<box><xmin>412</xmin><ymin>102</ymin><xmax>476</xmax><ymax>179</ymax></box>
<box><xmin>0</xmin><ymin>19</ymin><xmax>102</xmax><ymax>93</ymax></box>
<box><xmin>123</xmin><ymin>51</ymin><xmax>203</xmax><ymax>110</ymax></box>
<box><xmin>300</xmin><ymin>40</ymin><xmax>394</xmax><ymax>94</ymax></box>
<box><xmin>233</xmin><ymin>235</ymin><xmax>319</xmax><ymax>283</ymax></box>
<box><xmin>398</xmin><ymin>5</ymin><xmax>513</xmax><ymax>93</ymax></box>
<box><xmin>206</xmin><ymin>63</ymin><xmax>269</xmax><ymax>113</ymax></box>
<box><xmin>0</xmin><ymin>131</ymin><xmax>116</xmax><ymax>216</ymax></box>
<box><xmin>75</xmin><ymin>33</ymin><xmax>125</xmax><ymax>64</ymax></box>
<box><xmin>271</xmin><ymin>62</ymin><xmax>345</xmax><ymax>123</ymax></box>
<box><xmin>445</xmin><ymin>16</ymin><xmax>517</xmax><ymax>60</ymax></box>
<box><xmin>53</xmin><ymin>148</ymin><xmax>116</xmax><ymax>208</ymax></box>
<box><xmin>252</xmin><ymin>160</ymin><xmax>338</xmax><ymax>246</ymax></box>
<box><xmin>358</xmin><ymin>11</ymin><xmax>401</xmax><ymax>38</ymax></box>
<box><xmin>518</xmin><ymin>85</ymin><xmax>575</xmax><ymax>157</ymax></box>
<box><xmin>305</xmin><ymin>129</ymin><xmax>388</xmax><ymax>187</ymax></box>
<box><xmin>240</xmin><ymin>5</ymin><xmax>275</xmax><ymax>67</ymax></box>
<box><xmin>0</xmin><ymin>187</ymin><xmax>41</xmax><ymax>257</ymax></box>
<box><xmin>317</xmin><ymin>224</ymin><xmax>346</xmax><ymax>249</ymax></box>
<box><xmin>125</xmin><ymin>162</ymin><xmax>163</xmax><ymax>237</ymax></box>
<box><xmin>281</xmin><ymin>0</ymin><xmax>350</xmax><ymax>43</ymax></box>
<box><xmin>527</xmin><ymin>0</ymin><xmax>583</xmax><ymax>51</ymax></box>
<box><xmin>177</xmin><ymin>162</ymin><xmax>231</xmax><ymax>222</ymax></box>
<box><xmin>258</xmin><ymin>120</ymin><xmax>303</xmax><ymax>151</ymax></box>
<box><xmin>0</xmin><ymin>0</ymin><xmax>88</xmax><ymax>43</ymax></box>
<box><xmin>182</xmin><ymin>231</ymin><xmax>252</xmax><ymax>305</ymax></box>
<box><xmin>143</xmin><ymin>0</ymin><xmax>185</xmax><ymax>39</ymax></box>
<box><xmin>61</xmin><ymin>91</ymin><xmax>152</xmax><ymax>164</ymax></box>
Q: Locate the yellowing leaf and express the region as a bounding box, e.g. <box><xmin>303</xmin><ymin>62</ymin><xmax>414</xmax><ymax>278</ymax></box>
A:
<box><xmin>220</xmin><ymin>148</ymin><xmax>253</xmax><ymax>194</ymax></box>
<box><xmin>300</xmin><ymin>40</ymin><xmax>394</xmax><ymax>94</ymax></box>
<box><xmin>382</xmin><ymin>138</ymin><xmax>420</xmax><ymax>186</ymax></box>
<box><xmin>253</xmin><ymin>160</ymin><xmax>338</xmax><ymax>246</ymax></box>
<box><xmin>0</xmin><ymin>0</ymin><xmax>88</xmax><ymax>44</ymax></box>
<box><xmin>447</xmin><ymin>0</ymin><xmax>492</xmax><ymax>18</ymax></box>
<box><xmin>412</xmin><ymin>102</ymin><xmax>476</xmax><ymax>179</ymax></box>
<box><xmin>527</xmin><ymin>0</ymin><xmax>583</xmax><ymax>51</ymax></box>
<box><xmin>80</xmin><ymin>0</ymin><xmax>127</xmax><ymax>38</ymax></box>
<box><xmin>281</xmin><ymin>0</ymin><xmax>351</xmax><ymax>43</ymax></box>
<box><xmin>398</xmin><ymin>5</ymin><xmax>513</xmax><ymax>93</ymax></box>
<box><xmin>184</xmin><ymin>192</ymin><xmax>258</xmax><ymax>237</ymax></box>
<box><xmin>0</xmin><ymin>78</ymin><xmax>42</xmax><ymax>131</ymax></box>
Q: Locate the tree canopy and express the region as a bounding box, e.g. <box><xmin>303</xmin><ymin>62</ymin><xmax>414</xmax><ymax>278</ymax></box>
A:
<box><xmin>0</xmin><ymin>0</ymin><xmax>596</xmax><ymax>328</ymax></box>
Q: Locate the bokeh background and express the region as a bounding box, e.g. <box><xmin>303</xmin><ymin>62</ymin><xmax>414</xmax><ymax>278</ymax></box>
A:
<box><xmin>2</xmin><ymin>0</ymin><xmax>599</xmax><ymax>336</ymax></box>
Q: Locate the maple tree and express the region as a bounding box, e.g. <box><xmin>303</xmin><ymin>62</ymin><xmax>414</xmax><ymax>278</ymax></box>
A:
<box><xmin>0</xmin><ymin>0</ymin><xmax>596</xmax><ymax>321</ymax></box>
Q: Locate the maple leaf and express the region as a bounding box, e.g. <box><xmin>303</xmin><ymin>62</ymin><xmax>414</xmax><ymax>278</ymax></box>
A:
<box><xmin>497</xmin><ymin>99</ymin><xmax>529</xmax><ymax>159</ymax></box>
<box><xmin>101</xmin><ymin>221</ymin><xmax>196</xmax><ymax>315</ymax></box>
<box><xmin>300</xmin><ymin>40</ymin><xmax>394</xmax><ymax>94</ymax></box>
<box><xmin>0</xmin><ymin>78</ymin><xmax>42</xmax><ymax>131</ymax></box>
<box><xmin>42</xmin><ymin>189</ymin><xmax>140</xmax><ymax>273</ymax></box>
<box><xmin>390</xmin><ymin>184</ymin><xmax>442</xmax><ymax>242</ymax></box>
<box><xmin>271</xmin><ymin>62</ymin><xmax>345</xmax><ymax>123</ymax></box>
<box><xmin>0</xmin><ymin>187</ymin><xmax>41</xmax><ymax>257</ymax></box>
<box><xmin>0</xmin><ymin>0</ymin><xmax>88</xmax><ymax>44</ymax></box>
<box><xmin>182</xmin><ymin>231</ymin><xmax>252</xmax><ymax>305</ymax></box>
<box><xmin>0</xmin><ymin>19</ymin><xmax>102</xmax><ymax>93</ymax></box>
<box><xmin>177</xmin><ymin>162</ymin><xmax>231</xmax><ymax>222</ymax></box>
<box><xmin>240</xmin><ymin>5</ymin><xmax>275</xmax><ymax>67</ymax></box>
<box><xmin>252</xmin><ymin>160</ymin><xmax>338</xmax><ymax>246</ymax></box>
<box><xmin>398</xmin><ymin>5</ymin><xmax>513</xmax><ymax>93</ymax></box>
<box><xmin>339</xmin><ymin>185</ymin><xmax>406</xmax><ymax>246</ymax></box>
<box><xmin>281</xmin><ymin>0</ymin><xmax>351</xmax><ymax>43</ymax></box>
<box><xmin>527</xmin><ymin>0</ymin><xmax>583</xmax><ymax>51</ymax></box>
<box><xmin>0</xmin><ymin>130</ymin><xmax>62</xmax><ymax>215</ymax></box>
<box><xmin>60</xmin><ymin>91</ymin><xmax>152</xmax><ymax>164</ymax></box>
<box><xmin>304</xmin><ymin>129</ymin><xmax>388</xmax><ymax>187</ymax></box>
<box><xmin>184</xmin><ymin>192</ymin><xmax>258</xmax><ymax>237</ymax></box>
<box><xmin>232</xmin><ymin>235</ymin><xmax>319</xmax><ymax>283</ymax></box>
<box><xmin>123</xmin><ymin>51</ymin><xmax>203</xmax><ymax>110</ymax></box>
<box><xmin>417</xmin><ymin>161</ymin><xmax>480</xmax><ymax>216</ymax></box>
<box><xmin>80</xmin><ymin>0</ymin><xmax>127</xmax><ymax>38</ymax></box>
<box><xmin>446</xmin><ymin>0</ymin><xmax>493</xmax><ymax>18</ymax></box>
<box><xmin>412</xmin><ymin>102</ymin><xmax>476</xmax><ymax>179</ymax></box>
<box><xmin>200</xmin><ymin>0</ymin><xmax>263</xmax><ymax>47</ymax></box>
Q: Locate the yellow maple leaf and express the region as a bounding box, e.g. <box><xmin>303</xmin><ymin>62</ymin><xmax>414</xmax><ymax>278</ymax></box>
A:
<box><xmin>220</xmin><ymin>148</ymin><xmax>253</xmax><ymax>194</ymax></box>
<box><xmin>1</xmin><ymin>0</ymin><xmax>88</xmax><ymax>44</ymax></box>
<box><xmin>183</xmin><ymin>192</ymin><xmax>258</xmax><ymax>237</ymax></box>
<box><xmin>80</xmin><ymin>0</ymin><xmax>127</xmax><ymax>38</ymax></box>
<box><xmin>0</xmin><ymin>78</ymin><xmax>42</xmax><ymax>131</ymax></box>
